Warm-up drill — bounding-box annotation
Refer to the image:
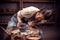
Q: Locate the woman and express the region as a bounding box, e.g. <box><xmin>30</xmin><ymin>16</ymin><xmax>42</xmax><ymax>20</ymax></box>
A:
<box><xmin>5</xmin><ymin>6</ymin><xmax>45</xmax><ymax>40</ymax></box>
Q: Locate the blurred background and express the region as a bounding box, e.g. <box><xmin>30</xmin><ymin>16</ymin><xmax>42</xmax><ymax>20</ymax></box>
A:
<box><xmin>0</xmin><ymin>0</ymin><xmax>59</xmax><ymax>40</ymax></box>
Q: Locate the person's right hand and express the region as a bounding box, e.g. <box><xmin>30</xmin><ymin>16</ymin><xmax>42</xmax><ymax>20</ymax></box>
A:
<box><xmin>17</xmin><ymin>22</ymin><xmax>22</xmax><ymax>27</ymax></box>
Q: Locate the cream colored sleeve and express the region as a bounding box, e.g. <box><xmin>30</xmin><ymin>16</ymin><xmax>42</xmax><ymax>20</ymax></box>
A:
<box><xmin>17</xmin><ymin>10</ymin><xmax>23</xmax><ymax>18</ymax></box>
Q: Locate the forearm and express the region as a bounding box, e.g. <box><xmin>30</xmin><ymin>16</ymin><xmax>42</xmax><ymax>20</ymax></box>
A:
<box><xmin>17</xmin><ymin>16</ymin><xmax>22</xmax><ymax>23</ymax></box>
<box><xmin>17</xmin><ymin>16</ymin><xmax>22</xmax><ymax>27</ymax></box>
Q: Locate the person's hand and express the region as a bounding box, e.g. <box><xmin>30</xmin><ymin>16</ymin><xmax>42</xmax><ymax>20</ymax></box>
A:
<box><xmin>17</xmin><ymin>22</ymin><xmax>22</xmax><ymax>27</ymax></box>
<box><xmin>6</xmin><ymin>28</ymin><xmax>12</xmax><ymax>35</ymax></box>
<box><xmin>28</xmin><ymin>21</ymin><xmax>35</xmax><ymax>27</ymax></box>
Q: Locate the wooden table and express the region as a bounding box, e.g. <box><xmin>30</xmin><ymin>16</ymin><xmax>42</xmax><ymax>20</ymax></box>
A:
<box><xmin>27</xmin><ymin>36</ymin><xmax>41</xmax><ymax>40</ymax></box>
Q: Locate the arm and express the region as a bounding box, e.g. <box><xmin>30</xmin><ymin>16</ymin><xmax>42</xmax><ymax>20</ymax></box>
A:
<box><xmin>17</xmin><ymin>16</ymin><xmax>22</xmax><ymax>27</ymax></box>
<box><xmin>27</xmin><ymin>12</ymin><xmax>44</xmax><ymax>27</ymax></box>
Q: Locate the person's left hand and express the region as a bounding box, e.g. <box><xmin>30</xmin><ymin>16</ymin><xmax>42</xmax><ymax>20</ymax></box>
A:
<box><xmin>28</xmin><ymin>21</ymin><xmax>35</xmax><ymax>27</ymax></box>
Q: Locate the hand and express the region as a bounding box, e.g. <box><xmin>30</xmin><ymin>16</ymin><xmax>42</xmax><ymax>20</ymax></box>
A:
<box><xmin>6</xmin><ymin>28</ymin><xmax>12</xmax><ymax>35</ymax></box>
<box><xmin>28</xmin><ymin>21</ymin><xmax>35</xmax><ymax>27</ymax></box>
<box><xmin>17</xmin><ymin>22</ymin><xmax>22</xmax><ymax>27</ymax></box>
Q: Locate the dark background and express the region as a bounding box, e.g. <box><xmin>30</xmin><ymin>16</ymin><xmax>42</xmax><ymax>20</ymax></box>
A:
<box><xmin>0</xmin><ymin>0</ymin><xmax>59</xmax><ymax>40</ymax></box>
